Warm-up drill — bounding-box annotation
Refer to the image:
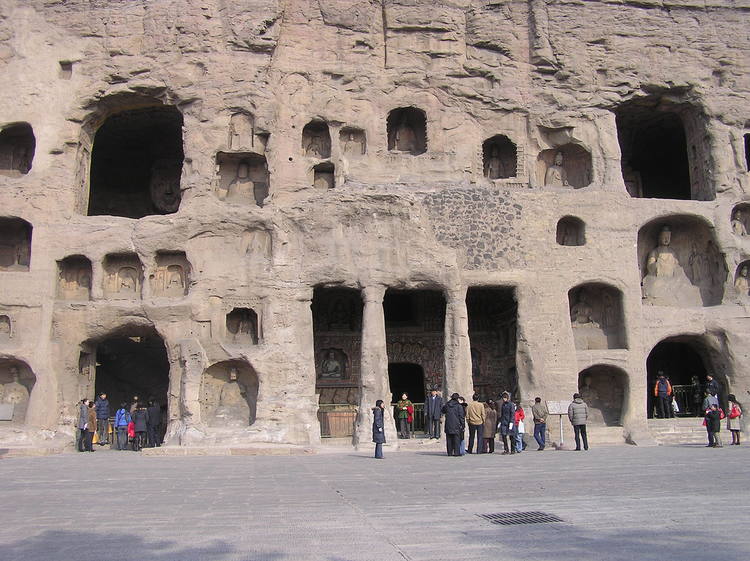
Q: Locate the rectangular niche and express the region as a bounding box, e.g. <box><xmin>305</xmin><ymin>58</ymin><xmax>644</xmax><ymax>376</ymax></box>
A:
<box><xmin>103</xmin><ymin>253</ymin><xmax>143</xmax><ymax>299</ymax></box>
<box><xmin>150</xmin><ymin>251</ymin><xmax>190</xmax><ymax>297</ymax></box>
<box><xmin>0</xmin><ymin>217</ymin><xmax>32</xmax><ymax>272</ymax></box>
<box><xmin>225</xmin><ymin>307</ymin><xmax>259</xmax><ymax>345</ymax></box>
<box><xmin>216</xmin><ymin>152</ymin><xmax>269</xmax><ymax>207</ymax></box>
<box><xmin>57</xmin><ymin>255</ymin><xmax>92</xmax><ymax>301</ymax></box>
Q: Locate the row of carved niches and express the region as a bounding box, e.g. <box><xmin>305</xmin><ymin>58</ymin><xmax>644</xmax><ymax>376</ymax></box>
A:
<box><xmin>0</xmin><ymin>217</ymin><xmax>31</xmax><ymax>271</ymax></box>
<box><xmin>387</xmin><ymin>107</ymin><xmax>427</xmax><ymax>155</ymax></box>
<box><xmin>483</xmin><ymin>135</ymin><xmax>519</xmax><ymax>179</ymax></box>
<box><xmin>732</xmin><ymin>204</ymin><xmax>750</xmax><ymax>237</ymax></box>
<box><xmin>556</xmin><ymin>216</ymin><xmax>585</xmax><ymax>246</ymax></box>
<box><xmin>200</xmin><ymin>360</ymin><xmax>258</xmax><ymax>428</ymax></box>
<box><xmin>537</xmin><ymin>145</ymin><xmax>592</xmax><ymax>188</ymax></box>
<box><xmin>226</xmin><ymin>308</ymin><xmax>259</xmax><ymax>345</ymax></box>
<box><xmin>0</xmin><ymin>122</ymin><xmax>35</xmax><ymax>176</ymax></box>
<box><xmin>638</xmin><ymin>218</ymin><xmax>726</xmax><ymax>307</ymax></box>
<box><xmin>578</xmin><ymin>366</ymin><xmax>625</xmax><ymax>426</ymax></box>
<box><xmin>88</xmin><ymin>105</ymin><xmax>183</xmax><ymax>218</ymax></box>
<box><xmin>569</xmin><ymin>284</ymin><xmax>626</xmax><ymax>350</ymax></box>
<box><xmin>0</xmin><ymin>359</ymin><xmax>34</xmax><ymax>425</ymax></box>
<box><xmin>216</xmin><ymin>153</ymin><xmax>269</xmax><ymax>207</ymax></box>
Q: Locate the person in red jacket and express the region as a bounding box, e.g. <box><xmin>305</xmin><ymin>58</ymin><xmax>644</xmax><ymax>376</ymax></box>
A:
<box><xmin>513</xmin><ymin>401</ymin><xmax>526</xmax><ymax>453</ymax></box>
<box><xmin>653</xmin><ymin>373</ymin><xmax>673</xmax><ymax>419</ymax></box>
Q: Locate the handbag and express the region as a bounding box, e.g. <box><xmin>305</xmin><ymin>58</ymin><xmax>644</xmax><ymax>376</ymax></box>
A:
<box><xmin>729</xmin><ymin>405</ymin><xmax>741</xmax><ymax>419</ymax></box>
<box><xmin>517</xmin><ymin>420</ymin><xmax>525</xmax><ymax>434</ymax></box>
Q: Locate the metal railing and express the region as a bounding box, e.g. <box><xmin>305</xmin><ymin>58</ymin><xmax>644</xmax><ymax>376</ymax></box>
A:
<box><xmin>392</xmin><ymin>402</ymin><xmax>425</xmax><ymax>433</ymax></box>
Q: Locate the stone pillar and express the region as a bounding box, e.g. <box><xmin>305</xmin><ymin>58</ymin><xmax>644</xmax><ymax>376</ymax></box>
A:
<box><xmin>354</xmin><ymin>285</ymin><xmax>397</xmax><ymax>449</ymax></box>
<box><xmin>443</xmin><ymin>286</ymin><xmax>473</xmax><ymax>399</ymax></box>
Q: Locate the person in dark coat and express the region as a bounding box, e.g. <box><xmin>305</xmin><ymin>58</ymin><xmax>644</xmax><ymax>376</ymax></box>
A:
<box><xmin>498</xmin><ymin>392</ymin><xmax>515</xmax><ymax>455</ymax></box>
<box><xmin>705</xmin><ymin>403</ymin><xmax>722</xmax><ymax>448</ymax></box>
<box><xmin>131</xmin><ymin>404</ymin><xmax>149</xmax><ymax>451</ymax></box>
<box><xmin>482</xmin><ymin>400</ymin><xmax>497</xmax><ymax>453</ymax></box>
<box><xmin>372</xmin><ymin>399</ymin><xmax>386</xmax><ymax>459</ymax></box>
<box><xmin>94</xmin><ymin>392</ymin><xmax>110</xmax><ymax>445</ymax></box>
<box><xmin>146</xmin><ymin>399</ymin><xmax>162</xmax><ymax>447</ymax></box>
<box><xmin>424</xmin><ymin>388</ymin><xmax>443</xmax><ymax>439</ymax></box>
<box><xmin>441</xmin><ymin>393</ymin><xmax>465</xmax><ymax>456</ymax></box>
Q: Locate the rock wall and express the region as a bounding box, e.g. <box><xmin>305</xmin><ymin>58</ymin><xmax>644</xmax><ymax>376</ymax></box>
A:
<box><xmin>0</xmin><ymin>0</ymin><xmax>748</xmax><ymax>448</ymax></box>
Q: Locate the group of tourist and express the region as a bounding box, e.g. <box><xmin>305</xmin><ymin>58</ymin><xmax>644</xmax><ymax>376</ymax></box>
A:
<box><xmin>76</xmin><ymin>392</ymin><xmax>163</xmax><ymax>452</ymax></box>
<box><xmin>374</xmin><ymin>390</ymin><xmax>592</xmax><ymax>458</ymax></box>
<box><xmin>373</xmin><ymin>373</ymin><xmax>745</xmax><ymax>457</ymax></box>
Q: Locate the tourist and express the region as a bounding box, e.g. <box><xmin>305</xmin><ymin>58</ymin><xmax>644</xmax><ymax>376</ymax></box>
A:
<box><xmin>727</xmin><ymin>394</ymin><xmax>743</xmax><ymax>446</ymax></box>
<box><xmin>372</xmin><ymin>399</ymin><xmax>386</xmax><ymax>459</ymax></box>
<box><xmin>531</xmin><ymin>397</ymin><xmax>548</xmax><ymax>451</ymax></box>
<box><xmin>702</xmin><ymin>390</ymin><xmax>719</xmax><ymax>412</ymax></box>
<box><xmin>146</xmin><ymin>398</ymin><xmax>162</xmax><ymax>447</ymax></box>
<box><xmin>568</xmin><ymin>393</ymin><xmax>589</xmax><ymax>451</ymax></box>
<box><xmin>482</xmin><ymin>400</ymin><xmax>497</xmax><ymax>453</ymax></box>
<box><xmin>76</xmin><ymin>398</ymin><xmax>89</xmax><ymax>452</ymax></box>
<box><xmin>513</xmin><ymin>400</ymin><xmax>526</xmax><ymax>453</ymax></box>
<box><xmin>396</xmin><ymin>393</ymin><xmax>412</xmax><ymax>439</ymax></box>
<box><xmin>94</xmin><ymin>392</ymin><xmax>110</xmax><ymax>445</ymax></box>
<box><xmin>84</xmin><ymin>400</ymin><xmax>97</xmax><ymax>452</ymax></box>
<box><xmin>458</xmin><ymin>396</ymin><xmax>468</xmax><ymax>455</ymax></box>
<box><xmin>706</xmin><ymin>374</ymin><xmax>720</xmax><ymax>399</ymax></box>
<box><xmin>653</xmin><ymin>373</ymin><xmax>673</xmax><ymax>419</ymax></box>
<box><xmin>131</xmin><ymin>402</ymin><xmax>149</xmax><ymax>451</ymax></box>
<box><xmin>113</xmin><ymin>402</ymin><xmax>131</xmax><ymax>451</ymax></box>
<box><xmin>690</xmin><ymin>375</ymin><xmax>703</xmax><ymax>416</ymax></box>
<box><xmin>466</xmin><ymin>394</ymin><xmax>485</xmax><ymax>454</ymax></box>
<box><xmin>424</xmin><ymin>387</ymin><xmax>443</xmax><ymax>439</ymax></box>
<box><xmin>442</xmin><ymin>393</ymin><xmax>464</xmax><ymax>456</ymax></box>
<box><xmin>497</xmin><ymin>392</ymin><xmax>515</xmax><ymax>455</ymax></box>
<box><xmin>704</xmin><ymin>403</ymin><xmax>722</xmax><ymax>448</ymax></box>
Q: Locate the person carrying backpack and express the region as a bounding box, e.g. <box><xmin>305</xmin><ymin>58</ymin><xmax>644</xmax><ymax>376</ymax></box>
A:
<box><xmin>113</xmin><ymin>403</ymin><xmax>131</xmax><ymax>451</ymax></box>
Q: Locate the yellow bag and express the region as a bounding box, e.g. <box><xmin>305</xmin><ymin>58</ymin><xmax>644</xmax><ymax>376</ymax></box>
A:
<box><xmin>92</xmin><ymin>430</ymin><xmax>99</xmax><ymax>444</ymax></box>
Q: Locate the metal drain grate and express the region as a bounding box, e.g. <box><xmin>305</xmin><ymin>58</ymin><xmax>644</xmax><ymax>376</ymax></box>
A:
<box><xmin>478</xmin><ymin>511</ymin><xmax>563</xmax><ymax>526</ymax></box>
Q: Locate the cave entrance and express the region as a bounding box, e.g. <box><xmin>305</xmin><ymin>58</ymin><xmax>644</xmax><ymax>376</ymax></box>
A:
<box><xmin>92</xmin><ymin>329</ymin><xmax>169</xmax><ymax>434</ymax></box>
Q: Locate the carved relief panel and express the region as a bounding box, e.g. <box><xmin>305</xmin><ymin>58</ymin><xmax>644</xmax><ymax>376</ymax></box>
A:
<box><xmin>151</xmin><ymin>252</ymin><xmax>190</xmax><ymax>297</ymax></box>
<box><xmin>57</xmin><ymin>256</ymin><xmax>92</xmax><ymax>300</ymax></box>
<box><xmin>103</xmin><ymin>253</ymin><xmax>143</xmax><ymax>299</ymax></box>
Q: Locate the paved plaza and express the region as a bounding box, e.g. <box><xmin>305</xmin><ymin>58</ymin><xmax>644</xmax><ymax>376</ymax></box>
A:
<box><xmin>0</xmin><ymin>444</ymin><xmax>748</xmax><ymax>561</ymax></box>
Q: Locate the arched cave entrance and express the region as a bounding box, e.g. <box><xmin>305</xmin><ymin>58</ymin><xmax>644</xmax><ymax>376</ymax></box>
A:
<box><xmin>646</xmin><ymin>336</ymin><xmax>729</xmax><ymax>418</ymax></box>
<box><xmin>88</xmin><ymin>104</ymin><xmax>184</xmax><ymax>218</ymax></box>
<box><xmin>90</xmin><ymin>327</ymin><xmax>170</xmax><ymax>428</ymax></box>
<box><xmin>577</xmin><ymin>365</ymin><xmax>627</xmax><ymax>426</ymax></box>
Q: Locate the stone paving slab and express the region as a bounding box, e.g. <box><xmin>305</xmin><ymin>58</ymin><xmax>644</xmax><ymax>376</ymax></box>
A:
<box><xmin>0</xmin><ymin>445</ymin><xmax>748</xmax><ymax>561</ymax></box>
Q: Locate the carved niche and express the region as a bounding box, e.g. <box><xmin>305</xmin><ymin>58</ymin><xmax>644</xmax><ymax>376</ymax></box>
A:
<box><xmin>556</xmin><ymin>216</ymin><xmax>585</xmax><ymax>246</ymax></box>
<box><xmin>317</xmin><ymin>348</ymin><xmax>349</xmax><ymax>381</ymax></box>
<box><xmin>228</xmin><ymin>112</ymin><xmax>255</xmax><ymax>151</ymax></box>
<box><xmin>57</xmin><ymin>256</ymin><xmax>92</xmax><ymax>300</ymax></box>
<box><xmin>387</xmin><ymin>107</ymin><xmax>427</xmax><ymax>155</ymax></box>
<box><xmin>103</xmin><ymin>253</ymin><xmax>143</xmax><ymax>299</ymax></box>
<box><xmin>340</xmin><ymin>127</ymin><xmax>366</xmax><ymax>157</ymax></box>
<box><xmin>225</xmin><ymin>308</ymin><xmax>259</xmax><ymax>344</ymax></box>
<box><xmin>578</xmin><ymin>366</ymin><xmax>625</xmax><ymax>426</ymax></box>
<box><xmin>200</xmin><ymin>360</ymin><xmax>259</xmax><ymax>427</ymax></box>
<box><xmin>569</xmin><ymin>284</ymin><xmax>626</xmax><ymax>350</ymax></box>
<box><xmin>0</xmin><ymin>360</ymin><xmax>34</xmax><ymax>424</ymax></box>
<box><xmin>482</xmin><ymin>135</ymin><xmax>518</xmax><ymax>179</ymax></box>
<box><xmin>0</xmin><ymin>123</ymin><xmax>35</xmax><ymax>176</ymax></box>
<box><xmin>313</xmin><ymin>162</ymin><xmax>335</xmax><ymax>190</ymax></box>
<box><xmin>0</xmin><ymin>217</ymin><xmax>32</xmax><ymax>272</ymax></box>
<box><xmin>0</xmin><ymin>314</ymin><xmax>12</xmax><ymax>343</ymax></box>
<box><xmin>734</xmin><ymin>261</ymin><xmax>750</xmax><ymax>298</ymax></box>
<box><xmin>216</xmin><ymin>152</ymin><xmax>270</xmax><ymax>207</ymax></box>
<box><xmin>302</xmin><ymin>121</ymin><xmax>331</xmax><ymax>159</ymax></box>
<box><xmin>731</xmin><ymin>204</ymin><xmax>750</xmax><ymax>237</ymax></box>
<box><xmin>151</xmin><ymin>252</ymin><xmax>190</xmax><ymax>297</ymax></box>
<box><xmin>537</xmin><ymin>144</ymin><xmax>592</xmax><ymax>188</ymax></box>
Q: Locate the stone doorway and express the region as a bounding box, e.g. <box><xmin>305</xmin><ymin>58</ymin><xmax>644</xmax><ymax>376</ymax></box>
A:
<box><xmin>577</xmin><ymin>365</ymin><xmax>626</xmax><ymax>426</ymax></box>
<box><xmin>646</xmin><ymin>336</ymin><xmax>729</xmax><ymax>418</ymax></box>
<box><xmin>388</xmin><ymin>363</ymin><xmax>425</xmax><ymax>404</ymax></box>
<box><xmin>91</xmin><ymin>329</ymin><xmax>170</xmax><ymax>424</ymax></box>
<box><xmin>466</xmin><ymin>287</ymin><xmax>517</xmax><ymax>400</ymax></box>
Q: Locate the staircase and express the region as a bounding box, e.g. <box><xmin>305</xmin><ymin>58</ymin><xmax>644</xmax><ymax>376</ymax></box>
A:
<box><xmin>648</xmin><ymin>417</ymin><xmax>711</xmax><ymax>445</ymax></box>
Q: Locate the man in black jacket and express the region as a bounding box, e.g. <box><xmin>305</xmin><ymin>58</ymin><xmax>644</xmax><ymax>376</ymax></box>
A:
<box><xmin>424</xmin><ymin>387</ymin><xmax>443</xmax><ymax>439</ymax></box>
<box><xmin>441</xmin><ymin>393</ymin><xmax>465</xmax><ymax>456</ymax></box>
<box><xmin>146</xmin><ymin>399</ymin><xmax>162</xmax><ymax>447</ymax></box>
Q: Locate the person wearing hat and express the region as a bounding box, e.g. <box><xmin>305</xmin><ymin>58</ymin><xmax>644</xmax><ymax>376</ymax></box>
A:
<box><xmin>424</xmin><ymin>386</ymin><xmax>443</xmax><ymax>439</ymax></box>
<box><xmin>653</xmin><ymin>373</ymin><xmax>673</xmax><ymax>419</ymax></box>
<box><xmin>441</xmin><ymin>393</ymin><xmax>465</xmax><ymax>456</ymax></box>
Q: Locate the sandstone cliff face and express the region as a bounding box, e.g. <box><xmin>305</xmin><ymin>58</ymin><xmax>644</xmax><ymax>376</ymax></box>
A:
<box><xmin>0</xmin><ymin>0</ymin><xmax>748</xmax><ymax>447</ymax></box>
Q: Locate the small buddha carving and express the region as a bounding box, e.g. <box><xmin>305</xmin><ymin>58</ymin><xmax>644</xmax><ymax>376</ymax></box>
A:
<box><xmin>545</xmin><ymin>151</ymin><xmax>569</xmax><ymax>187</ymax></box>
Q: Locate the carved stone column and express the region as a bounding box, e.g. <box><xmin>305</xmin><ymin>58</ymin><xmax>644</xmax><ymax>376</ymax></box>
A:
<box><xmin>354</xmin><ymin>285</ymin><xmax>397</xmax><ymax>449</ymax></box>
<box><xmin>443</xmin><ymin>286</ymin><xmax>473</xmax><ymax>399</ymax></box>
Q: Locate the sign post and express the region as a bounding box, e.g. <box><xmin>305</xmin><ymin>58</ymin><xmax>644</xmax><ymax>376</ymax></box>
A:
<box><xmin>545</xmin><ymin>401</ymin><xmax>569</xmax><ymax>447</ymax></box>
